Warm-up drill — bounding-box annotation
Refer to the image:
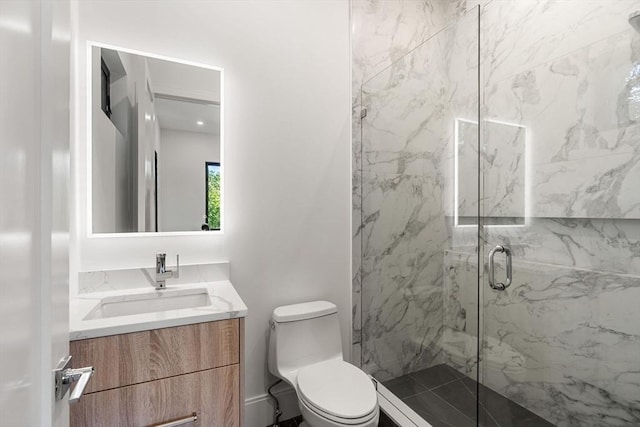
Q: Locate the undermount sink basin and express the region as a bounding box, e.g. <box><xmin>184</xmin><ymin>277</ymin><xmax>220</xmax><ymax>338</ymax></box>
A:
<box><xmin>84</xmin><ymin>288</ymin><xmax>211</xmax><ymax>320</ymax></box>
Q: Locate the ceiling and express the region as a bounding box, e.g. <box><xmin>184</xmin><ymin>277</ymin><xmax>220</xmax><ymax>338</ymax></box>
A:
<box><xmin>154</xmin><ymin>96</ymin><xmax>220</xmax><ymax>135</ymax></box>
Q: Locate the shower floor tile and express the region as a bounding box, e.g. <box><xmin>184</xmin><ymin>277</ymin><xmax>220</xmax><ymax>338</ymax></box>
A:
<box><xmin>382</xmin><ymin>374</ymin><xmax>429</xmax><ymax>398</ymax></box>
<box><xmin>410</xmin><ymin>364</ymin><xmax>462</xmax><ymax>389</ymax></box>
<box><xmin>383</xmin><ymin>364</ymin><xmax>553</xmax><ymax>427</ymax></box>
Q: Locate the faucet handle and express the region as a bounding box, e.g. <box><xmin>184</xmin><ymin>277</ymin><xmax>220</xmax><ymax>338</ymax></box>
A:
<box><xmin>174</xmin><ymin>254</ymin><xmax>180</xmax><ymax>279</ymax></box>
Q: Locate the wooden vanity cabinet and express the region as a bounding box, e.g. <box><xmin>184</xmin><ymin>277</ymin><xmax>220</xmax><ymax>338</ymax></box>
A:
<box><xmin>70</xmin><ymin>318</ymin><xmax>244</xmax><ymax>427</ymax></box>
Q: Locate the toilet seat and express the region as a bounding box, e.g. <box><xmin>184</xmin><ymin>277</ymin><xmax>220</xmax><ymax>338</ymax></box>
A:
<box><xmin>296</xmin><ymin>360</ymin><xmax>378</xmax><ymax>425</ymax></box>
<box><xmin>298</xmin><ymin>393</ymin><xmax>378</xmax><ymax>426</ymax></box>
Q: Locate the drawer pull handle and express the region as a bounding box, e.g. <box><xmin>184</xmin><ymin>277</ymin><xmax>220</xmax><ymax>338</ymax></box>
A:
<box><xmin>153</xmin><ymin>413</ymin><xmax>198</xmax><ymax>427</ymax></box>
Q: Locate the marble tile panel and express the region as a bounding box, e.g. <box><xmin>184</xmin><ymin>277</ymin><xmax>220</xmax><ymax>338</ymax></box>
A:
<box><xmin>352</xmin><ymin>0</ymin><xmax>467</xmax><ymax>90</ymax></box>
<box><xmin>361</xmin><ymin>12</ymin><xmax>477</xmax><ymax>167</ymax></box>
<box><xmin>444</xmin><ymin>252</ymin><xmax>640</xmax><ymax>426</ymax></box>
<box><xmin>358</xmin><ymin>3</ymin><xmax>480</xmax><ymax>382</ymax></box>
<box><xmin>457</xmin><ymin>119</ymin><xmax>526</xmax><ymax>220</ymax></box>
<box><xmin>77</xmin><ymin>261</ymin><xmax>230</xmax><ymax>293</ymax></box>
<box><xmin>361</xmin><ymin>171</ymin><xmax>449</xmax><ymax>258</ymax></box>
<box><xmin>533</xmin><ymin>153</ymin><xmax>640</xmax><ymax>218</ymax></box>
<box><xmin>484</xmin><ymin>7</ymin><xmax>640</xmax><ymax>219</ymax></box>
<box><xmin>361</xmin><ymin>250</ymin><xmax>445</xmax><ymax>380</ymax></box>
<box><xmin>353</xmin><ymin>169</ymin><xmax>363</xmax><ymax>336</ymax></box>
<box><xmin>481</xmin><ymin>0</ymin><xmax>640</xmax><ymax>87</ymax></box>
<box><xmin>482</xmin><ymin>217</ymin><xmax>640</xmax><ymax>276</ymax></box>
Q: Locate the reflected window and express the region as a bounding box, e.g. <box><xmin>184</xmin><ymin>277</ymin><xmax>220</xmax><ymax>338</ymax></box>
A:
<box><xmin>100</xmin><ymin>58</ymin><xmax>112</xmax><ymax>118</ymax></box>
<box><xmin>205</xmin><ymin>162</ymin><xmax>221</xmax><ymax>230</ymax></box>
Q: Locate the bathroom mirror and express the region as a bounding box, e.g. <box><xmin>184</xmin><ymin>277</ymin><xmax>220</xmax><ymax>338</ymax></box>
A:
<box><xmin>455</xmin><ymin>118</ymin><xmax>526</xmax><ymax>226</ymax></box>
<box><xmin>89</xmin><ymin>44</ymin><xmax>222</xmax><ymax>234</ymax></box>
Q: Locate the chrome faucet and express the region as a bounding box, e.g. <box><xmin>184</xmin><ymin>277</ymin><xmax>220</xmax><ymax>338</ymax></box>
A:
<box><xmin>155</xmin><ymin>253</ymin><xmax>179</xmax><ymax>289</ymax></box>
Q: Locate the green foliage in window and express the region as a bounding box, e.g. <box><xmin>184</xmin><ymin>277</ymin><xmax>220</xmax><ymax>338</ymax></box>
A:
<box><xmin>207</xmin><ymin>168</ymin><xmax>221</xmax><ymax>229</ymax></box>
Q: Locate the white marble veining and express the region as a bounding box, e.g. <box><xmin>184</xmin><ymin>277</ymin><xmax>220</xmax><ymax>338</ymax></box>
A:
<box><xmin>457</xmin><ymin>119</ymin><xmax>526</xmax><ymax>221</ymax></box>
<box><xmin>78</xmin><ymin>261</ymin><xmax>229</xmax><ymax>293</ymax></box>
<box><xmin>354</xmin><ymin>1</ymin><xmax>640</xmax><ymax>424</ymax></box>
<box><xmin>359</xmin><ymin>6</ymin><xmax>478</xmax><ymax>379</ymax></box>
<box><xmin>70</xmin><ymin>280</ymin><xmax>247</xmax><ymax>340</ymax></box>
<box><xmin>351</xmin><ymin>1</ymin><xmax>470</xmax><ymax>363</ymax></box>
<box><xmin>352</xmin><ymin>0</ymin><xmax>467</xmax><ymax>93</ymax></box>
<box><xmin>444</xmin><ymin>250</ymin><xmax>640</xmax><ymax>426</ymax></box>
<box><xmin>476</xmin><ymin>12</ymin><xmax>640</xmax><ymax>422</ymax></box>
<box><xmin>482</xmin><ymin>218</ymin><xmax>640</xmax><ymax>276</ymax></box>
<box><xmin>481</xmin><ymin>0</ymin><xmax>640</xmax><ymax>88</ymax></box>
<box><xmin>485</xmin><ymin>22</ymin><xmax>640</xmax><ymax>219</ymax></box>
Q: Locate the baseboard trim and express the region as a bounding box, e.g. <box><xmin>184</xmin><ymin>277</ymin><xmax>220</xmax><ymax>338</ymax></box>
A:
<box><xmin>244</xmin><ymin>387</ymin><xmax>300</xmax><ymax>427</ymax></box>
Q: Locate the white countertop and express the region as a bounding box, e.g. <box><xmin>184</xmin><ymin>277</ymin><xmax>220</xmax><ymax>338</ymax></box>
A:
<box><xmin>70</xmin><ymin>281</ymin><xmax>247</xmax><ymax>341</ymax></box>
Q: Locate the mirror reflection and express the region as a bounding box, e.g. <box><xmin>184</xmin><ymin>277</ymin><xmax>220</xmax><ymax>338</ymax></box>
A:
<box><xmin>91</xmin><ymin>46</ymin><xmax>221</xmax><ymax>233</ymax></box>
<box><xmin>455</xmin><ymin>118</ymin><xmax>525</xmax><ymax>226</ymax></box>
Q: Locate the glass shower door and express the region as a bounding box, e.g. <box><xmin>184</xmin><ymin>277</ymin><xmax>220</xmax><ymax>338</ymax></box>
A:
<box><xmin>360</xmin><ymin>6</ymin><xmax>482</xmax><ymax>425</ymax></box>
<box><xmin>479</xmin><ymin>1</ymin><xmax>640</xmax><ymax>425</ymax></box>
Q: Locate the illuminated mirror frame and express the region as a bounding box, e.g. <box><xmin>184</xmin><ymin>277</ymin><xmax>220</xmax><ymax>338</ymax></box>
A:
<box><xmin>86</xmin><ymin>41</ymin><xmax>224</xmax><ymax>237</ymax></box>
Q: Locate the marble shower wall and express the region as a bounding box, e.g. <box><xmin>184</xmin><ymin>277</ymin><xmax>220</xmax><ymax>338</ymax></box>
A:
<box><xmin>484</xmin><ymin>0</ymin><xmax>640</xmax><ymax>220</ymax></box>
<box><xmin>354</xmin><ymin>1</ymin><xmax>640</xmax><ymax>423</ymax></box>
<box><xmin>358</xmin><ymin>6</ymin><xmax>478</xmax><ymax>379</ymax></box>
<box><xmin>351</xmin><ymin>0</ymin><xmax>468</xmax><ymax>367</ymax></box>
<box><xmin>444</xmin><ymin>247</ymin><xmax>640</xmax><ymax>426</ymax></box>
<box><xmin>443</xmin><ymin>1</ymin><xmax>640</xmax><ymax>425</ymax></box>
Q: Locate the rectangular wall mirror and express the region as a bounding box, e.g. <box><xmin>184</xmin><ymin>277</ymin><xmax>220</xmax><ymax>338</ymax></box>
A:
<box><xmin>90</xmin><ymin>44</ymin><xmax>222</xmax><ymax>234</ymax></box>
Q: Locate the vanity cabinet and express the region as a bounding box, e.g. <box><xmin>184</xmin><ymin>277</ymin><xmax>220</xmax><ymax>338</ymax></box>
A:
<box><xmin>70</xmin><ymin>318</ymin><xmax>244</xmax><ymax>426</ymax></box>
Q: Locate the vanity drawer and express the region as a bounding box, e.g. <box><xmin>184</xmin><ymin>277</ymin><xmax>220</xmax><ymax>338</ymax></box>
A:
<box><xmin>70</xmin><ymin>364</ymin><xmax>239</xmax><ymax>427</ymax></box>
<box><xmin>71</xmin><ymin>319</ymin><xmax>239</xmax><ymax>393</ymax></box>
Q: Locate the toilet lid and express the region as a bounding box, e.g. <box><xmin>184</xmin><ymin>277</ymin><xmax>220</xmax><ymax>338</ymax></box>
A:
<box><xmin>297</xmin><ymin>360</ymin><xmax>378</xmax><ymax>420</ymax></box>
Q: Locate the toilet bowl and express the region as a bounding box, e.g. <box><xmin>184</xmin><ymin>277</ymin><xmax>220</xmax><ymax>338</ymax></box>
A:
<box><xmin>268</xmin><ymin>301</ymin><xmax>379</xmax><ymax>427</ymax></box>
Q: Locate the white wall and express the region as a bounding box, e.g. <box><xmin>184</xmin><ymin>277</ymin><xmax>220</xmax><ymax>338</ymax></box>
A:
<box><xmin>70</xmin><ymin>1</ymin><xmax>351</xmax><ymax>424</ymax></box>
<box><xmin>159</xmin><ymin>128</ymin><xmax>219</xmax><ymax>232</ymax></box>
<box><xmin>91</xmin><ymin>109</ymin><xmax>119</xmax><ymax>232</ymax></box>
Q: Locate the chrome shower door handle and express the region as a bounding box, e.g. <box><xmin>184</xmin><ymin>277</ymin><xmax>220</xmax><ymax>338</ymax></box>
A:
<box><xmin>488</xmin><ymin>245</ymin><xmax>512</xmax><ymax>291</ymax></box>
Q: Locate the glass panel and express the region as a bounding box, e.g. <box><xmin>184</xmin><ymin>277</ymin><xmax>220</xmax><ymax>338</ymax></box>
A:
<box><xmin>480</xmin><ymin>1</ymin><xmax>640</xmax><ymax>426</ymax></box>
<box><xmin>360</xmin><ymin>7</ymin><xmax>480</xmax><ymax>425</ymax></box>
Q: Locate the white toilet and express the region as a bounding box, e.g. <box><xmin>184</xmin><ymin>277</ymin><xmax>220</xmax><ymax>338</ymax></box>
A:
<box><xmin>268</xmin><ymin>301</ymin><xmax>379</xmax><ymax>427</ymax></box>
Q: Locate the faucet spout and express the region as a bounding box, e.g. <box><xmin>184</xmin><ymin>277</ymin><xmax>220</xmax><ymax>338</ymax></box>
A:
<box><xmin>155</xmin><ymin>253</ymin><xmax>179</xmax><ymax>289</ymax></box>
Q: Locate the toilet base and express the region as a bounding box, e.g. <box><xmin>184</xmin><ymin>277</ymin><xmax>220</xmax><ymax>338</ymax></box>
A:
<box><xmin>298</xmin><ymin>396</ymin><xmax>379</xmax><ymax>427</ymax></box>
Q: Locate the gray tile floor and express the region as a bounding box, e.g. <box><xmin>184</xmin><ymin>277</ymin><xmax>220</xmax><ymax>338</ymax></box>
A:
<box><xmin>265</xmin><ymin>410</ymin><xmax>398</xmax><ymax>427</ymax></box>
<box><xmin>383</xmin><ymin>364</ymin><xmax>554</xmax><ymax>427</ymax></box>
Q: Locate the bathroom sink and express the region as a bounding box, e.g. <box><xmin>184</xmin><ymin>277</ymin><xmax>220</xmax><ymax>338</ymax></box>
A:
<box><xmin>83</xmin><ymin>287</ymin><xmax>211</xmax><ymax>320</ymax></box>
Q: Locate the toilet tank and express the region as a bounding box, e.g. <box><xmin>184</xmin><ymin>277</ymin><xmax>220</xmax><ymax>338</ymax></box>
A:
<box><xmin>268</xmin><ymin>301</ymin><xmax>343</xmax><ymax>382</ymax></box>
